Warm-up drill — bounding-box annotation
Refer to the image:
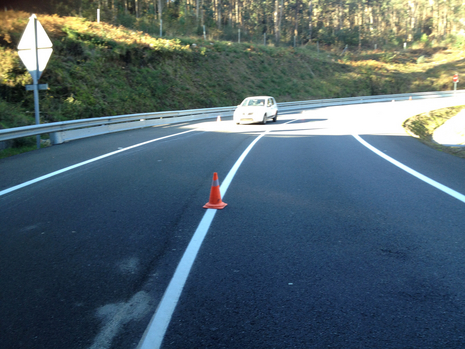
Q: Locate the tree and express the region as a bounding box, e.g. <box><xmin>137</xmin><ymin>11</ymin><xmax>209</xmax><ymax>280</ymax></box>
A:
<box><xmin>274</xmin><ymin>0</ymin><xmax>284</xmax><ymax>43</ymax></box>
<box><xmin>15</xmin><ymin>0</ymin><xmax>465</xmax><ymax>48</ymax></box>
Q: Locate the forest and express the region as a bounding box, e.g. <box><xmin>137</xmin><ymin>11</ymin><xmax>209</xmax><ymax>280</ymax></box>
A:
<box><xmin>10</xmin><ymin>0</ymin><xmax>465</xmax><ymax>49</ymax></box>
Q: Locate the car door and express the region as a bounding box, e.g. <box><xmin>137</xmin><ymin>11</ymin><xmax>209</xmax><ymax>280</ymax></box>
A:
<box><xmin>267</xmin><ymin>98</ymin><xmax>277</xmax><ymax>118</ymax></box>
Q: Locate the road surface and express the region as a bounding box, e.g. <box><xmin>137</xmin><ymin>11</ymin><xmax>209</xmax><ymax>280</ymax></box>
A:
<box><xmin>1</xmin><ymin>98</ymin><xmax>465</xmax><ymax>349</ymax></box>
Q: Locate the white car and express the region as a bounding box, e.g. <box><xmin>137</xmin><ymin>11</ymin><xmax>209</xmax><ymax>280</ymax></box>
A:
<box><xmin>233</xmin><ymin>96</ymin><xmax>278</xmax><ymax>125</ymax></box>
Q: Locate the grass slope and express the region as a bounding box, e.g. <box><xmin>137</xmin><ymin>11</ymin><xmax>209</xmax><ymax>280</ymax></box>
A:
<box><xmin>403</xmin><ymin>106</ymin><xmax>465</xmax><ymax>159</ymax></box>
<box><xmin>1</xmin><ymin>11</ymin><xmax>465</xmax><ymax>155</ymax></box>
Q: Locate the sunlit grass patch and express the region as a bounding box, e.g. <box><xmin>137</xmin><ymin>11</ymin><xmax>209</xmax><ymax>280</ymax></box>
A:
<box><xmin>403</xmin><ymin>106</ymin><xmax>465</xmax><ymax>159</ymax></box>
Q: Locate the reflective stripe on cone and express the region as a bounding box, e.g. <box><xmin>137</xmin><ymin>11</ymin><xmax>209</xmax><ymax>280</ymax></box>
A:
<box><xmin>203</xmin><ymin>172</ymin><xmax>227</xmax><ymax>209</ymax></box>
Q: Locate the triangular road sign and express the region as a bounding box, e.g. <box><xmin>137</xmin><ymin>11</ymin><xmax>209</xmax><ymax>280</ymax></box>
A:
<box><xmin>18</xmin><ymin>14</ymin><xmax>53</xmax><ymax>50</ymax></box>
<box><xmin>17</xmin><ymin>14</ymin><xmax>53</xmax><ymax>81</ymax></box>
<box><xmin>18</xmin><ymin>47</ymin><xmax>53</xmax><ymax>81</ymax></box>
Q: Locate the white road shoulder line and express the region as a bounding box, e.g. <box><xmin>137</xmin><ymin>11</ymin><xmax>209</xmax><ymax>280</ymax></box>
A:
<box><xmin>353</xmin><ymin>134</ymin><xmax>465</xmax><ymax>204</ymax></box>
<box><xmin>0</xmin><ymin>130</ymin><xmax>196</xmax><ymax>197</ymax></box>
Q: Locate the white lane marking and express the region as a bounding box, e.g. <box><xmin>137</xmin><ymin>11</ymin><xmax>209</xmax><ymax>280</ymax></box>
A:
<box><xmin>136</xmin><ymin>209</ymin><xmax>217</xmax><ymax>349</ymax></box>
<box><xmin>0</xmin><ymin>130</ymin><xmax>196</xmax><ymax>197</ymax></box>
<box><xmin>353</xmin><ymin>134</ymin><xmax>465</xmax><ymax>204</ymax></box>
<box><xmin>137</xmin><ymin>129</ymin><xmax>273</xmax><ymax>349</ymax></box>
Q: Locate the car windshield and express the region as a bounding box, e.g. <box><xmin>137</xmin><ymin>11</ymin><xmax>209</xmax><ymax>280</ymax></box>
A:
<box><xmin>242</xmin><ymin>98</ymin><xmax>265</xmax><ymax>107</ymax></box>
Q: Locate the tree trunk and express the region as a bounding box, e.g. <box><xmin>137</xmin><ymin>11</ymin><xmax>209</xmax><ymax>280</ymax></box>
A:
<box><xmin>217</xmin><ymin>0</ymin><xmax>222</xmax><ymax>29</ymax></box>
<box><xmin>274</xmin><ymin>0</ymin><xmax>283</xmax><ymax>44</ymax></box>
<box><xmin>308</xmin><ymin>0</ymin><xmax>313</xmax><ymax>42</ymax></box>
<box><xmin>358</xmin><ymin>1</ymin><xmax>363</xmax><ymax>50</ymax></box>
<box><xmin>294</xmin><ymin>0</ymin><xmax>300</xmax><ymax>44</ymax></box>
<box><xmin>228</xmin><ymin>0</ymin><xmax>233</xmax><ymax>27</ymax></box>
<box><xmin>408</xmin><ymin>0</ymin><xmax>416</xmax><ymax>42</ymax></box>
<box><xmin>236</xmin><ymin>0</ymin><xmax>239</xmax><ymax>26</ymax></box>
<box><xmin>338</xmin><ymin>0</ymin><xmax>343</xmax><ymax>31</ymax></box>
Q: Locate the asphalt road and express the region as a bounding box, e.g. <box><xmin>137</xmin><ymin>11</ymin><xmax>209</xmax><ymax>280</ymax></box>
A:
<box><xmin>1</xmin><ymin>98</ymin><xmax>465</xmax><ymax>349</ymax></box>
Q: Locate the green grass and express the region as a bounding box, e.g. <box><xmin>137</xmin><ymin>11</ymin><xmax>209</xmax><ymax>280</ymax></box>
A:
<box><xmin>403</xmin><ymin>106</ymin><xmax>465</xmax><ymax>159</ymax></box>
<box><xmin>0</xmin><ymin>135</ymin><xmax>52</xmax><ymax>159</ymax></box>
<box><xmin>0</xmin><ymin>142</ymin><xmax>46</xmax><ymax>159</ymax></box>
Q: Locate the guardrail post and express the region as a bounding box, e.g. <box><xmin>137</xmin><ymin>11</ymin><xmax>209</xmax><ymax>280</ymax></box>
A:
<box><xmin>49</xmin><ymin>132</ymin><xmax>63</xmax><ymax>145</ymax></box>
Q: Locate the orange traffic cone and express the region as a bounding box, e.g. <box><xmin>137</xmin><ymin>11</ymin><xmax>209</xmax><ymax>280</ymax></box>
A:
<box><xmin>203</xmin><ymin>172</ymin><xmax>227</xmax><ymax>209</ymax></box>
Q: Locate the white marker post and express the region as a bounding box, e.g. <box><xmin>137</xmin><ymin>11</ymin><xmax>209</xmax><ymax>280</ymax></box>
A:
<box><xmin>18</xmin><ymin>14</ymin><xmax>53</xmax><ymax>149</ymax></box>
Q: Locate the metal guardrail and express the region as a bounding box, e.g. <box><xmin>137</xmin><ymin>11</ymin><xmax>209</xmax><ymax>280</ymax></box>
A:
<box><xmin>1</xmin><ymin>91</ymin><xmax>464</xmax><ymax>145</ymax></box>
<box><xmin>0</xmin><ymin>106</ymin><xmax>235</xmax><ymax>145</ymax></box>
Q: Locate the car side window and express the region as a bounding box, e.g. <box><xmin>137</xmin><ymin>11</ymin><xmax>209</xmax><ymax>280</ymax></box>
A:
<box><xmin>267</xmin><ymin>98</ymin><xmax>272</xmax><ymax>107</ymax></box>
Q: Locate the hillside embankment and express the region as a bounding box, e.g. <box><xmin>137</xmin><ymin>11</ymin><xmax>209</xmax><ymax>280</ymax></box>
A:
<box><xmin>1</xmin><ymin>11</ymin><xmax>465</xmax><ymax>156</ymax></box>
<box><xmin>403</xmin><ymin>106</ymin><xmax>465</xmax><ymax>159</ymax></box>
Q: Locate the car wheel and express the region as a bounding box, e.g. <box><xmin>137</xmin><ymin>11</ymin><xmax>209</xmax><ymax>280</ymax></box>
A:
<box><xmin>273</xmin><ymin>112</ymin><xmax>278</xmax><ymax>122</ymax></box>
<box><xmin>262</xmin><ymin>114</ymin><xmax>267</xmax><ymax>124</ymax></box>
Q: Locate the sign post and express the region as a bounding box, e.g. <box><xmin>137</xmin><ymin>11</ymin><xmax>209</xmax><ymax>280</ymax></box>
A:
<box><xmin>17</xmin><ymin>14</ymin><xmax>53</xmax><ymax>149</ymax></box>
<box><xmin>453</xmin><ymin>74</ymin><xmax>459</xmax><ymax>93</ymax></box>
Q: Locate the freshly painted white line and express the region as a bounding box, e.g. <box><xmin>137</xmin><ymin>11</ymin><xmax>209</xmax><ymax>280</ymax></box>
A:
<box><xmin>220</xmin><ymin>130</ymin><xmax>270</xmax><ymax>194</ymax></box>
<box><xmin>137</xmin><ymin>128</ymin><xmax>274</xmax><ymax>349</ymax></box>
<box><xmin>136</xmin><ymin>208</ymin><xmax>217</xmax><ymax>349</ymax></box>
<box><xmin>0</xmin><ymin>130</ymin><xmax>196</xmax><ymax>197</ymax></box>
<box><xmin>353</xmin><ymin>134</ymin><xmax>465</xmax><ymax>204</ymax></box>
